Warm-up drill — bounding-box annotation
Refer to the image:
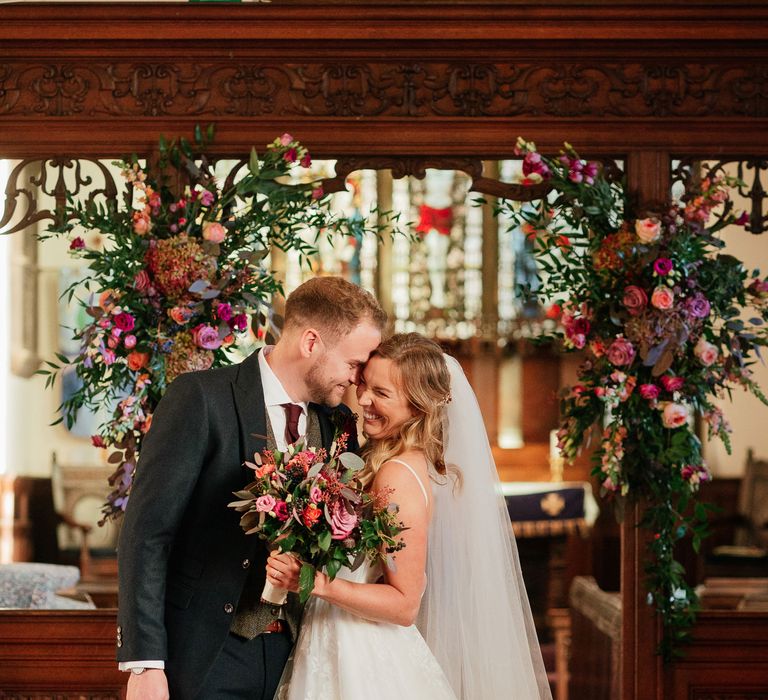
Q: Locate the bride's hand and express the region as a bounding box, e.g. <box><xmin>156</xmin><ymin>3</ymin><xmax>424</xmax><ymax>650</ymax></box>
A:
<box><xmin>266</xmin><ymin>552</ymin><xmax>301</xmax><ymax>593</ymax></box>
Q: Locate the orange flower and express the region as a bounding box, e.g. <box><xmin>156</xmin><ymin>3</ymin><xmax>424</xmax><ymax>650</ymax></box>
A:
<box><xmin>127</xmin><ymin>351</ymin><xmax>150</xmax><ymax>371</ymax></box>
<box><xmin>302</xmin><ymin>503</ymin><xmax>322</xmax><ymax>528</ymax></box>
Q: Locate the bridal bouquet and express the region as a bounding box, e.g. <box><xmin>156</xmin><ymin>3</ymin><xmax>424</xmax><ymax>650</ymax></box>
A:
<box><xmin>228</xmin><ymin>433</ymin><xmax>405</xmax><ymax>603</ymax></box>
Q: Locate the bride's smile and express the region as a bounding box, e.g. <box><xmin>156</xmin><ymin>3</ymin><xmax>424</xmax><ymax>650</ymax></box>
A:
<box><xmin>356</xmin><ymin>356</ymin><xmax>415</xmax><ymax>440</ymax></box>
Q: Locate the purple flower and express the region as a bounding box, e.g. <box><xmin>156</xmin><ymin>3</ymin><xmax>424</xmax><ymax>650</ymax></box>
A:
<box><xmin>653</xmin><ymin>257</ymin><xmax>673</xmax><ymax>276</ymax></box>
<box><xmin>199</xmin><ymin>189</ymin><xmax>215</xmax><ymax>207</ymax></box>
<box><xmin>522</xmin><ymin>151</ymin><xmax>551</xmax><ymax>180</ymax></box>
<box><xmin>192</xmin><ymin>323</ymin><xmax>222</xmax><ymax>350</ymax></box>
<box><xmin>685</xmin><ymin>293</ymin><xmax>711</xmax><ymax>319</ymax></box>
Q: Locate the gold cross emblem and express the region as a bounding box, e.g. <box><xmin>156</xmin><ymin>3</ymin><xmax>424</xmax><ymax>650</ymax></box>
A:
<box><xmin>540</xmin><ymin>492</ymin><xmax>566</xmax><ymax>517</ymax></box>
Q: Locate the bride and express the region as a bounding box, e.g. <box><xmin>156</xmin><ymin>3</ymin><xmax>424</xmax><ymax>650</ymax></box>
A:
<box><xmin>268</xmin><ymin>333</ymin><xmax>552</xmax><ymax>699</ymax></box>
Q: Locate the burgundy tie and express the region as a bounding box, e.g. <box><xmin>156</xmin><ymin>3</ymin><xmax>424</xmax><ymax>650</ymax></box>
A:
<box><xmin>282</xmin><ymin>403</ymin><xmax>303</xmax><ymax>445</ymax></box>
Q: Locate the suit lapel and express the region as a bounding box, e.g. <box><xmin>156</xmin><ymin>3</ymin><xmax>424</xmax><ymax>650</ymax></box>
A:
<box><xmin>310</xmin><ymin>403</ymin><xmax>336</xmax><ymax>452</ymax></box>
<box><xmin>232</xmin><ymin>349</ymin><xmax>267</xmax><ymax>468</ymax></box>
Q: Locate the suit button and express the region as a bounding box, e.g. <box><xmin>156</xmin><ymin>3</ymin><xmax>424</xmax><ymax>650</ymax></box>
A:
<box><xmin>117</xmin><ymin>625</ymin><xmax>122</xmax><ymax>633</ymax></box>
<box><xmin>224</xmin><ymin>603</ymin><xmax>234</xmax><ymax>614</ymax></box>
<box><xmin>241</xmin><ymin>559</ymin><xmax>250</xmax><ymax>569</ymax></box>
<box><xmin>117</xmin><ymin>639</ymin><xmax>123</xmax><ymax>648</ymax></box>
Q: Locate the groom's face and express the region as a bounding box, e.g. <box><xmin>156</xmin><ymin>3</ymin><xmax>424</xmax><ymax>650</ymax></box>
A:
<box><xmin>305</xmin><ymin>320</ymin><xmax>381</xmax><ymax>407</ymax></box>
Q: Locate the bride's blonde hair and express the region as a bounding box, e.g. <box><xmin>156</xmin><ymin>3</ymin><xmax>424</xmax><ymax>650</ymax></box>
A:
<box><xmin>360</xmin><ymin>333</ymin><xmax>452</xmax><ymax>486</ymax></box>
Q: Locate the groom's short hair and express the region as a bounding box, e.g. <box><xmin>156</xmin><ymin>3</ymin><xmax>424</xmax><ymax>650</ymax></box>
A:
<box><xmin>284</xmin><ymin>277</ymin><xmax>387</xmax><ymax>341</ymax></box>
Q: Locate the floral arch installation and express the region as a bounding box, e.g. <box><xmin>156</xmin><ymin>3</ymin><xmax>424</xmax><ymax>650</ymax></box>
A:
<box><xmin>1</xmin><ymin>3</ymin><xmax>768</xmax><ymax>700</ymax></box>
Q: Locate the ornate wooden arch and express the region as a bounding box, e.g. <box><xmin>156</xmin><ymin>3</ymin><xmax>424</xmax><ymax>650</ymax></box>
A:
<box><xmin>1</xmin><ymin>3</ymin><xmax>768</xmax><ymax>699</ymax></box>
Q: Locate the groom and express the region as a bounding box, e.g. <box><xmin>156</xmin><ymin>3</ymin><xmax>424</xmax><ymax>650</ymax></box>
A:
<box><xmin>117</xmin><ymin>276</ymin><xmax>386</xmax><ymax>700</ymax></box>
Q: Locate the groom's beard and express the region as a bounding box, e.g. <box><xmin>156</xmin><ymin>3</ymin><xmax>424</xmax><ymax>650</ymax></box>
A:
<box><xmin>305</xmin><ymin>355</ymin><xmax>347</xmax><ymax>407</ymax></box>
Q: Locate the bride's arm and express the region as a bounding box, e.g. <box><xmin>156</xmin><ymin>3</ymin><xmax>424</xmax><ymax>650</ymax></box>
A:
<box><xmin>269</xmin><ymin>458</ymin><xmax>430</xmax><ymax>627</ymax></box>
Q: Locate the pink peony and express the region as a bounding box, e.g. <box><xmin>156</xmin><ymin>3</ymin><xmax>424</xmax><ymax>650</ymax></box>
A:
<box><xmin>329</xmin><ymin>501</ymin><xmax>358</xmax><ymax>540</ymax></box>
<box><xmin>256</xmin><ymin>495</ymin><xmax>276</xmax><ymax>513</ymax></box>
<box><xmin>202</xmin><ymin>221</ymin><xmax>227</xmax><ymax>244</ymax></box>
<box><xmin>660</xmin><ymin>402</ymin><xmax>688</xmax><ymax>429</ymax></box>
<box><xmin>639</xmin><ymin>383</ymin><xmax>660</xmax><ymax>400</ymax></box>
<box><xmin>607</xmin><ymin>337</ymin><xmax>636</xmax><ymax>366</ymax></box>
<box><xmin>651</xmin><ymin>286</ymin><xmax>675</xmax><ymax>310</ymax></box>
<box><xmin>622</xmin><ymin>285</ymin><xmax>648</xmax><ymax>316</ymax></box>
<box><xmin>660</xmin><ymin>375</ymin><xmax>684</xmax><ymax>392</ymax></box>
<box><xmin>694</xmin><ymin>337</ymin><xmax>719</xmax><ymax>367</ymax></box>
<box><xmin>635</xmin><ymin>217</ymin><xmax>662</xmax><ymax>243</ymax></box>
<box><xmin>192</xmin><ymin>323</ymin><xmax>222</xmax><ymax>350</ymax></box>
<box><xmin>114</xmin><ymin>312</ymin><xmax>136</xmax><ymax>332</ymax></box>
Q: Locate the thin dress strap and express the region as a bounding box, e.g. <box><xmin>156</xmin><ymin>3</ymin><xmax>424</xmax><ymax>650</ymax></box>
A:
<box><xmin>386</xmin><ymin>458</ymin><xmax>429</xmax><ymax>508</ymax></box>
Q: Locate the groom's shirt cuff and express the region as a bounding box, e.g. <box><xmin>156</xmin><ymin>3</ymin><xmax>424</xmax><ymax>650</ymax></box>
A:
<box><xmin>118</xmin><ymin>660</ymin><xmax>165</xmax><ymax>671</ymax></box>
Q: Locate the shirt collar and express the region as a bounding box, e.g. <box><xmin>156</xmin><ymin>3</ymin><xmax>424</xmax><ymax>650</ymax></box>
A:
<box><xmin>258</xmin><ymin>346</ymin><xmax>308</xmax><ymax>411</ymax></box>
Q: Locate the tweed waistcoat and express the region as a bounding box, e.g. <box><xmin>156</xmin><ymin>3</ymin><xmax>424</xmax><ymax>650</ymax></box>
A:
<box><xmin>229</xmin><ymin>407</ymin><xmax>323</xmax><ymax>640</ymax></box>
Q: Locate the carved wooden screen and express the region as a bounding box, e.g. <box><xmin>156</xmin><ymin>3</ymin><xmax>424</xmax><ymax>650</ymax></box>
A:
<box><xmin>1</xmin><ymin>4</ymin><xmax>768</xmax><ymax>700</ymax></box>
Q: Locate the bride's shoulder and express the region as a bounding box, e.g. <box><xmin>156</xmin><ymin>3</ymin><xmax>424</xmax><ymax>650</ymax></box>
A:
<box><xmin>375</xmin><ymin>451</ymin><xmax>429</xmax><ymax>488</ymax></box>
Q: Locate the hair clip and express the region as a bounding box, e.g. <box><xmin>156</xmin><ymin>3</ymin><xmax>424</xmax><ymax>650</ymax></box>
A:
<box><xmin>438</xmin><ymin>393</ymin><xmax>452</xmax><ymax>407</ymax></box>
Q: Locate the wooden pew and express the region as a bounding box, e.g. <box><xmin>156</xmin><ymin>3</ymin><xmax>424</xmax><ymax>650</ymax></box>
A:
<box><xmin>0</xmin><ymin>609</ymin><xmax>125</xmax><ymax>699</ymax></box>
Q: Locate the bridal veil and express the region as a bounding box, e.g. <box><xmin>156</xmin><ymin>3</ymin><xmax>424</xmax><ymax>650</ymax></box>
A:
<box><xmin>417</xmin><ymin>354</ymin><xmax>553</xmax><ymax>700</ymax></box>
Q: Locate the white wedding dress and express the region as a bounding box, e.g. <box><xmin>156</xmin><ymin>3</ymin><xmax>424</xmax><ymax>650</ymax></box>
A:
<box><xmin>277</xmin><ymin>460</ymin><xmax>457</xmax><ymax>700</ymax></box>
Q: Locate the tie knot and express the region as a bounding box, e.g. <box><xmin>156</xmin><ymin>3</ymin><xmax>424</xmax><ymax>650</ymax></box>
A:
<box><xmin>281</xmin><ymin>403</ymin><xmax>304</xmax><ymax>445</ymax></box>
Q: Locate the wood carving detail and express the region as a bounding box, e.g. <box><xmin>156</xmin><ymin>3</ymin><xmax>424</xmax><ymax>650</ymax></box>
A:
<box><xmin>1</xmin><ymin>61</ymin><xmax>767</xmax><ymax>119</ymax></box>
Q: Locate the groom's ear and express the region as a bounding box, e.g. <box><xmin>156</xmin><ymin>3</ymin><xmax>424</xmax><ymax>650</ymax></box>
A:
<box><xmin>298</xmin><ymin>328</ymin><xmax>323</xmax><ymax>358</ymax></box>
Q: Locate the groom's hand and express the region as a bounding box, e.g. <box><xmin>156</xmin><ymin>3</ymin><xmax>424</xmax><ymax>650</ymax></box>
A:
<box><xmin>267</xmin><ymin>552</ymin><xmax>301</xmax><ymax>593</ymax></box>
<box><xmin>126</xmin><ymin>669</ymin><xmax>169</xmax><ymax>700</ymax></box>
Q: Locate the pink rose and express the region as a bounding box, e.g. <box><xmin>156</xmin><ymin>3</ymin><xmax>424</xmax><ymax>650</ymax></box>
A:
<box><xmin>274</xmin><ymin>500</ymin><xmax>289</xmax><ymax>522</ymax></box>
<box><xmin>202</xmin><ymin>221</ymin><xmax>227</xmax><ymax>244</ymax></box>
<box><xmin>192</xmin><ymin>323</ymin><xmax>223</xmax><ymax>350</ymax></box>
<box><xmin>114</xmin><ymin>312</ymin><xmax>136</xmax><ymax>332</ymax></box>
<box><xmin>639</xmin><ymin>383</ymin><xmax>660</xmax><ymax>400</ymax></box>
<box><xmin>123</xmin><ymin>334</ymin><xmax>137</xmax><ymax>349</ymax></box>
<box><xmin>607</xmin><ymin>337</ymin><xmax>636</xmax><ymax>367</ymax></box>
<box><xmin>660</xmin><ymin>402</ymin><xmax>688</xmax><ymax>429</ymax></box>
<box><xmin>256</xmin><ymin>495</ymin><xmax>276</xmax><ymax>513</ymax></box>
<box><xmin>651</xmin><ymin>286</ymin><xmax>675</xmax><ymax>310</ymax></box>
<box><xmin>310</xmin><ymin>486</ymin><xmax>323</xmax><ymax>503</ymax></box>
<box><xmin>635</xmin><ymin>217</ymin><xmax>662</xmax><ymax>243</ymax></box>
<box><xmin>215</xmin><ymin>302</ymin><xmax>233</xmax><ymax>322</ymax></box>
<box><xmin>300</xmin><ymin>152</ymin><xmax>312</xmax><ymax>168</ymax></box>
<box><xmin>134</xmin><ymin>270</ymin><xmax>151</xmax><ymax>293</ymax></box>
<box><xmin>279</xmin><ymin>133</ymin><xmax>293</xmax><ymax>146</ymax></box>
<box><xmin>329</xmin><ymin>501</ymin><xmax>358</xmax><ymax>540</ymax></box>
<box><xmin>622</xmin><ymin>285</ymin><xmax>648</xmax><ymax>316</ymax></box>
<box><xmin>660</xmin><ymin>375</ymin><xmax>684</xmax><ymax>393</ymax></box>
<box><xmin>694</xmin><ymin>337</ymin><xmax>719</xmax><ymax>367</ymax></box>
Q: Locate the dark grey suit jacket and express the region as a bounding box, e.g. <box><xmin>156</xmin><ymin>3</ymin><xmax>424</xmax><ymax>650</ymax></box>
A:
<box><xmin>116</xmin><ymin>349</ymin><xmax>356</xmax><ymax>698</ymax></box>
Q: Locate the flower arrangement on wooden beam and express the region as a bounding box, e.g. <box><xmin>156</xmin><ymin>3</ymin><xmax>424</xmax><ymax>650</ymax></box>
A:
<box><xmin>39</xmin><ymin>126</ymin><xmax>396</xmax><ymax>524</ymax></box>
<box><xmin>500</xmin><ymin>137</ymin><xmax>768</xmax><ymax>659</ymax></box>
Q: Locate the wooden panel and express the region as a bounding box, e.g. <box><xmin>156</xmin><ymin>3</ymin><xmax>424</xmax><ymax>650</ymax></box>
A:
<box><xmin>0</xmin><ymin>5</ymin><xmax>767</xmax><ymax>157</ymax></box>
<box><xmin>666</xmin><ymin>611</ymin><xmax>768</xmax><ymax>700</ymax></box>
<box><xmin>0</xmin><ymin>609</ymin><xmax>125</xmax><ymax>699</ymax></box>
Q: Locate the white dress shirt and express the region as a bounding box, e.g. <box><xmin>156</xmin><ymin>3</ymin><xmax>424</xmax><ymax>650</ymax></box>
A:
<box><xmin>119</xmin><ymin>347</ymin><xmax>306</xmax><ymax>672</ymax></box>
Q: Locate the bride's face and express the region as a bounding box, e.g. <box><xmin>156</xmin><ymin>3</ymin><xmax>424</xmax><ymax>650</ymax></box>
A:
<box><xmin>356</xmin><ymin>356</ymin><xmax>414</xmax><ymax>440</ymax></box>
